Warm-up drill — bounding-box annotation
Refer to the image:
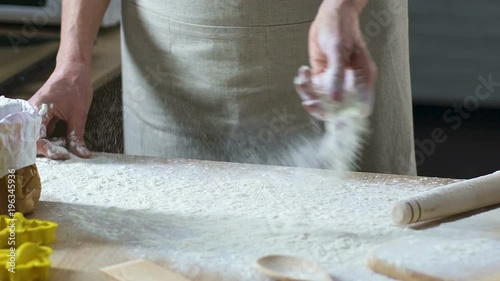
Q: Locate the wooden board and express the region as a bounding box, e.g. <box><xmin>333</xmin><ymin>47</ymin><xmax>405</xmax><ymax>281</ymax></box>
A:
<box><xmin>101</xmin><ymin>260</ymin><xmax>191</xmax><ymax>281</ymax></box>
<box><xmin>368</xmin><ymin>208</ymin><xmax>500</xmax><ymax>281</ymax></box>
<box><xmin>32</xmin><ymin>153</ymin><xmax>458</xmax><ymax>281</ymax></box>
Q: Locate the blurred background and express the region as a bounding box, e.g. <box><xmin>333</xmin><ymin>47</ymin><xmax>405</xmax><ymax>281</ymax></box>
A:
<box><xmin>0</xmin><ymin>0</ymin><xmax>498</xmax><ymax>179</ymax></box>
<box><xmin>409</xmin><ymin>0</ymin><xmax>500</xmax><ymax>179</ymax></box>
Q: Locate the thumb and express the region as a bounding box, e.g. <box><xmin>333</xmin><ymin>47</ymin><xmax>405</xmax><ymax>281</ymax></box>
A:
<box><xmin>67</xmin><ymin>115</ymin><xmax>92</xmax><ymax>158</ymax></box>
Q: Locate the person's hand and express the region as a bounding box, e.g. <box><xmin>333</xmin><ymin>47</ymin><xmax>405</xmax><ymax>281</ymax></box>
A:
<box><xmin>295</xmin><ymin>0</ymin><xmax>377</xmax><ymax>116</ymax></box>
<box><xmin>29</xmin><ymin>63</ymin><xmax>93</xmax><ymax>160</ymax></box>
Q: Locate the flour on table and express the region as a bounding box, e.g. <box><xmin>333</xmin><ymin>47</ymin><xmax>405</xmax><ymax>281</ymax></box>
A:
<box><xmin>36</xmin><ymin>154</ymin><xmax>444</xmax><ymax>281</ymax></box>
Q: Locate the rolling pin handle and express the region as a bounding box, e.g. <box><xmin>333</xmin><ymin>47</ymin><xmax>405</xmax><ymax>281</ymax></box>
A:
<box><xmin>392</xmin><ymin>200</ymin><xmax>421</xmax><ymax>225</ymax></box>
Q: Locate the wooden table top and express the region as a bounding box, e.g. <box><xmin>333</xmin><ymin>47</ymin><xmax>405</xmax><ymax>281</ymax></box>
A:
<box><xmin>31</xmin><ymin>153</ymin><xmax>462</xmax><ymax>281</ymax></box>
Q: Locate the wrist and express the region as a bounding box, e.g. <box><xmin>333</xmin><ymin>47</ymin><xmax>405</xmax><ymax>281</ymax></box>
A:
<box><xmin>55</xmin><ymin>51</ymin><xmax>91</xmax><ymax>75</ymax></box>
<box><xmin>56</xmin><ymin>54</ymin><xmax>91</xmax><ymax>68</ymax></box>
<box><xmin>56</xmin><ymin>41</ymin><xmax>93</xmax><ymax>68</ymax></box>
<box><xmin>54</xmin><ymin>59</ymin><xmax>91</xmax><ymax>79</ymax></box>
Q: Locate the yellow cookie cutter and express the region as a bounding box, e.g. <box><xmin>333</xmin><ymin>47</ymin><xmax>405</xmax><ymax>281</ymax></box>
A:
<box><xmin>0</xmin><ymin>212</ymin><xmax>58</xmax><ymax>248</ymax></box>
<box><xmin>0</xmin><ymin>242</ymin><xmax>52</xmax><ymax>281</ymax></box>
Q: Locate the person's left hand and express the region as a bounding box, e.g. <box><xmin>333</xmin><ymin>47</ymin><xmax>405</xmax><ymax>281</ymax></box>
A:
<box><xmin>295</xmin><ymin>0</ymin><xmax>377</xmax><ymax>117</ymax></box>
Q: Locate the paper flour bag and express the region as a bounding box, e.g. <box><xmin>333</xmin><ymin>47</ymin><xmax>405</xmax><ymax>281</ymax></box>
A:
<box><xmin>0</xmin><ymin>96</ymin><xmax>43</xmax><ymax>215</ymax></box>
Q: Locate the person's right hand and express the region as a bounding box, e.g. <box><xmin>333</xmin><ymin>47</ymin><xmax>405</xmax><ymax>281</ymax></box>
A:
<box><xmin>295</xmin><ymin>0</ymin><xmax>377</xmax><ymax>120</ymax></box>
<box><xmin>29</xmin><ymin>63</ymin><xmax>93</xmax><ymax>160</ymax></box>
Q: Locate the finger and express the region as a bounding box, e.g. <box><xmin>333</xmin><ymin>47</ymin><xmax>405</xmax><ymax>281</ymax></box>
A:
<box><xmin>352</xmin><ymin>46</ymin><xmax>377</xmax><ymax>115</ymax></box>
<box><xmin>302</xmin><ymin>100</ymin><xmax>327</xmax><ymax>121</ymax></box>
<box><xmin>310</xmin><ymin>55</ymin><xmax>328</xmax><ymax>76</ymax></box>
<box><xmin>353</xmin><ymin>69</ymin><xmax>364</xmax><ymax>76</ymax></box>
<box><xmin>299</xmin><ymin>65</ymin><xmax>313</xmax><ymax>84</ymax></box>
<box><xmin>294</xmin><ymin>66</ymin><xmax>319</xmax><ymax>101</ymax></box>
<box><xmin>353</xmin><ymin>72</ymin><xmax>366</xmax><ymax>95</ymax></box>
<box><xmin>354</xmin><ymin>73</ymin><xmax>365</xmax><ymax>88</ymax></box>
<box><xmin>39</xmin><ymin>123</ymin><xmax>47</xmax><ymax>140</ymax></box>
<box><xmin>39</xmin><ymin>113</ymin><xmax>52</xmax><ymax>139</ymax></box>
<box><xmin>351</xmin><ymin>44</ymin><xmax>377</xmax><ymax>90</ymax></box>
<box><xmin>36</xmin><ymin>139</ymin><xmax>71</xmax><ymax>160</ymax></box>
<box><xmin>353</xmin><ymin>70</ymin><xmax>375</xmax><ymax>116</ymax></box>
<box><xmin>49</xmin><ymin>137</ymin><xmax>66</xmax><ymax>147</ymax></box>
<box><xmin>327</xmin><ymin>44</ymin><xmax>349</xmax><ymax>102</ymax></box>
<box><xmin>308</xmin><ymin>24</ymin><xmax>328</xmax><ymax>75</ymax></box>
<box><xmin>67</xmin><ymin>116</ymin><xmax>92</xmax><ymax>158</ymax></box>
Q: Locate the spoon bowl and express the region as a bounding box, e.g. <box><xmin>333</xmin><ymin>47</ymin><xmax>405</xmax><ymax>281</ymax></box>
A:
<box><xmin>255</xmin><ymin>254</ymin><xmax>332</xmax><ymax>281</ymax></box>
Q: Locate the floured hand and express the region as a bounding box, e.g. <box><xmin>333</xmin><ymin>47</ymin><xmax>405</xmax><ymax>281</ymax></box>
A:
<box><xmin>29</xmin><ymin>63</ymin><xmax>93</xmax><ymax>160</ymax></box>
<box><xmin>294</xmin><ymin>66</ymin><xmax>371</xmax><ymax>121</ymax></box>
<box><xmin>34</xmin><ymin>111</ymin><xmax>69</xmax><ymax>160</ymax></box>
<box><xmin>303</xmin><ymin>0</ymin><xmax>376</xmax><ymax>111</ymax></box>
<box><xmin>292</xmin><ymin>0</ymin><xmax>377</xmax><ymax>171</ymax></box>
<box><xmin>291</xmin><ymin>67</ymin><xmax>370</xmax><ymax>171</ymax></box>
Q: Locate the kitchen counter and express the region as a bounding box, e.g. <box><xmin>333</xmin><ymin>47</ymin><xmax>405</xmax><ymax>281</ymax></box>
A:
<box><xmin>32</xmin><ymin>152</ymin><xmax>461</xmax><ymax>281</ymax></box>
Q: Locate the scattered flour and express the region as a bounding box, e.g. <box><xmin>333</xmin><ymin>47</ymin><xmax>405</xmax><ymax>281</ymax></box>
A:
<box><xmin>35</xmin><ymin>154</ymin><xmax>445</xmax><ymax>281</ymax></box>
<box><xmin>286</xmin><ymin>67</ymin><xmax>370</xmax><ymax>172</ymax></box>
<box><xmin>38</xmin><ymin>103</ymin><xmax>48</xmax><ymax>116</ymax></box>
<box><xmin>287</xmin><ymin>108</ymin><xmax>368</xmax><ymax>172</ymax></box>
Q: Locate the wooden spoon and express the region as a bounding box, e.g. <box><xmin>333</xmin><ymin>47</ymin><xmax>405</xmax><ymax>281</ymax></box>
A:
<box><xmin>255</xmin><ymin>255</ymin><xmax>333</xmax><ymax>281</ymax></box>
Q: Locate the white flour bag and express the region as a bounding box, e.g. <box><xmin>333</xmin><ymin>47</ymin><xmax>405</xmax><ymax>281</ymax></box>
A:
<box><xmin>0</xmin><ymin>96</ymin><xmax>44</xmax><ymax>215</ymax></box>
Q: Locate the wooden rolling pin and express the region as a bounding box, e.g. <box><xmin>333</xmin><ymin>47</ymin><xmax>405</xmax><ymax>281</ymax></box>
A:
<box><xmin>392</xmin><ymin>171</ymin><xmax>500</xmax><ymax>225</ymax></box>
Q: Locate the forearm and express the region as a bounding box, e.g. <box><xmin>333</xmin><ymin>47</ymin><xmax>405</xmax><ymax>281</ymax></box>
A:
<box><xmin>340</xmin><ymin>0</ymin><xmax>368</xmax><ymax>13</ymax></box>
<box><xmin>56</xmin><ymin>0</ymin><xmax>111</xmax><ymax>70</ymax></box>
<box><xmin>321</xmin><ymin>0</ymin><xmax>368</xmax><ymax>14</ymax></box>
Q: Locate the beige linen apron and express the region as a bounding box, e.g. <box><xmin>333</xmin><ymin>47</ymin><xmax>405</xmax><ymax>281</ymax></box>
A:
<box><xmin>120</xmin><ymin>0</ymin><xmax>417</xmax><ymax>175</ymax></box>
